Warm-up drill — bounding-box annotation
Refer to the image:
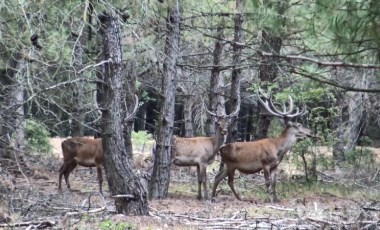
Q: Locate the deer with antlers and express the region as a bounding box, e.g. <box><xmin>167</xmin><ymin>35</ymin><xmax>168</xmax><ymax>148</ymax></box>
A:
<box><xmin>212</xmin><ymin>91</ymin><xmax>314</xmax><ymax>202</ymax></box>
<box><xmin>58</xmin><ymin>95</ymin><xmax>139</xmax><ymax>195</ymax></box>
<box><xmin>172</xmin><ymin>99</ymin><xmax>240</xmax><ymax>200</ymax></box>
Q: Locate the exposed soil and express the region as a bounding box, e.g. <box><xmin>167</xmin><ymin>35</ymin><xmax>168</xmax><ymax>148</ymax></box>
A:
<box><xmin>0</xmin><ymin>138</ymin><xmax>379</xmax><ymax>229</ymax></box>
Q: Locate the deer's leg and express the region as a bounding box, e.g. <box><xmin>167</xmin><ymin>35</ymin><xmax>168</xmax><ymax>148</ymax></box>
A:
<box><xmin>212</xmin><ymin>168</ymin><xmax>227</xmax><ymax>198</ymax></box>
<box><xmin>270</xmin><ymin>168</ymin><xmax>279</xmax><ymax>203</ymax></box>
<box><xmin>262</xmin><ymin>165</ymin><xmax>271</xmax><ymax>192</ymax></box>
<box><xmin>196</xmin><ymin>165</ymin><xmax>202</xmax><ymax>200</ymax></box>
<box><xmin>199</xmin><ymin>165</ymin><xmax>208</xmax><ymax>200</ymax></box>
<box><xmin>58</xmin><ymin>163</ymin><xmax>65</xmax><ymax>190</ymax></box>
<box><xmin>96</xmin><ymin>165</ymin><xmax>103</xmax><ymax>195</ymax></box>
<box><xmin>64</xmin><ymin>161</ymin><xmax>77</xmax><ymax>189</ymax></box>
<box><xmin>226</xmin><ymin>167</ymin><xmax>241</xmax><ymax>200</ymax></box>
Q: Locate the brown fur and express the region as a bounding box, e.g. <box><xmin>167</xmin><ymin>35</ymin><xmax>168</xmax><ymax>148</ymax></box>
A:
<box><xmin>58</xmin><ymin>137</ymin><xmax>152</xmax><ymax>194</ymax></box>
<box><xmin>212</xmin><ymin>122</ymin><xmax>312</xmax><ymax>202</ymax></box>
<box><xmin>58</xmin><ymin>137</ymin><xmax>104</xmax><ymax>194</ymax></box>
<box><xmin>172</xmin><ymin>119</ymin><xmax>228</xmax><ymax>200</ymax></box>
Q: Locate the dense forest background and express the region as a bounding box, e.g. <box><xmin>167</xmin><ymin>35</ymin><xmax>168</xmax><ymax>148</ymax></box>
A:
<box><xmin>1</xmin><ymin>0</ymin><xmax>380</xmax><ymax>224</ymax></box>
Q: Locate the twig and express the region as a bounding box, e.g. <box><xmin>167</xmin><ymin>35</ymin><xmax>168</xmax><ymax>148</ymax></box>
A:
<box><xmin>255</xmin><ymin>204</ymin><xmax>296</xmax><ymax>211</ymax></box>
<box><xmin>362</xmin><ymin>206</ymin><xmax>380</xmax><ymax>212</ymax></box>
<box><xmin>370</xmin><ymin>169</ymin><xmax>380</xmax><ymax>182</ymax></box>
<box><xmin>64</xmin><ymin>206</ymin><xmax>106</xmax><ymax>216</ymax></box>
<box><xmin>112</xmin><ymin>194</ymin><xmax>135</xmax><ymax>198</ymax></box>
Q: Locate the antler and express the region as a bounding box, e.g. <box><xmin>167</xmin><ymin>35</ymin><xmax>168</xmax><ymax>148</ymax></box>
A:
<box><xmin>257</xmin><ymin>88</ymin><xmax>307</xmax><ymax>119</ymax></box>
<box><xmin>125</xmin><ymin>94</ymin><xmax>139</xmax><ymax>122</ymax></box>
<box><xmin>202</xmin><ymin>96</ymin><xmax>240</xmax><ymax>118</ymax></box>
<box><xmin>226</xmin><ymin>95</ymin><xmax>241</xmax><ymax>118</ymax></box>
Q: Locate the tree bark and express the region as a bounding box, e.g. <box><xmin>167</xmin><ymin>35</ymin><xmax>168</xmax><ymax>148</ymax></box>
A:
<box><xmin>183</xmin><ymin>94</ymin><xmax>194</xmax><ymax>137</ymax></box>
<box><xmin>124</xmin><ymin>60</ymin><xmax>138</xmax><ymax>158</ymax></box>
<box><xmin>149</xmin><ymin>1</ymin><xmax>181</xmax><ymax>199</ymax></box>
<box><xmin>207</xmin><ymin>25</ymin><xmax>225</xmax><ymax>136</ymax></box>
<box><xmin>227</xmin><ymin>0</ymin><xmax>244</xmax><ymax>144</ymax></box>
<box><xmin>97</xmin><ymin>12</ymin><xmax>148</xmax><ymax>215</ymax></box>
<box><xmin>0</xmin><ymin>49</ymin><xmax>26</xmax><ymax>159</ymax></box>
<box><xmin>70</xmin><ymin>32</ymin><xmax>85</xmax><ymax>136</ymax></box>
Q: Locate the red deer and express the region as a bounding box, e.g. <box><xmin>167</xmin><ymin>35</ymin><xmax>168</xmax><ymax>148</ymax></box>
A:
<box><xmin>58</xmin><ymin>96</ymin><xmax>139</xmax><ymax>195</ymax></box>
<box><xmin>172</xmin><ymin>100</ymin><xmax>240</xmax><ymax>200</ymax></box>
<box><xmin>212</xmin><ymin>91</ymin><xmax>314</xmax><ymax>202</ymax></box>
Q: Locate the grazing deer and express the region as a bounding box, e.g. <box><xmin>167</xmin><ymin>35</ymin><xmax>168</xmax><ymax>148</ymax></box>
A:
<box><xmin>58</xmin><ymin>96</ymin><xmax>139</xmax><ymax>195</ymax></box>
<box><xmin>212</xmin><ymin>91</ymin><xmax>314</xmax><ymax>202</ymax></box>
<box><xmin>172</xmin><ymin>101</ymin><xmax>240</xmax><ymax>200</ymax></box>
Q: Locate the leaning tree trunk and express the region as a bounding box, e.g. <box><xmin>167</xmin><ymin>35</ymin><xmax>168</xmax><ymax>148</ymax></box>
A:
<box><xmin>149</xmin><ymin>1</ymin><xmax>181</xmax><ymax>199</ymax></box>
<box><xmin>255</xmin><ymin>0</ymin><xmax>286</xmax><ymax>140</ymax></box>
<box><xmin>227</xmin><ymin>0</ymin><xmax>244</xmax><ymax>144</ymax></box>
<box><xmin>97</xmin><ymin>12</ymin><xmax>148</xmax><ymax>215</ymax></box>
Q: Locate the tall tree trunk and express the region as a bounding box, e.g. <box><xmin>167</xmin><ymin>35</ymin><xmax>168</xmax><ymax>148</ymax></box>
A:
<box><xmin>207</xmin><ymin>25</ymin><xmax>225</xmax><ymax>136</ymax></box>
<box><xmin>70</xmin><ymin>32</ymin><xmax>85</xmax><ymax>136</ymax></box>
<box><xmin>149</xmin><ymin>1</ymin><xmax>181</xmax><ymax>199</ymax></box>
<box><xmin>0</xmin><ymin>48</ymin><xmax>26</xmax><ymax>159</ymax></box>
<box><xmin>254</xmin><ymin>0</ymin><xmax>286</xmax><ymax>140</ymax></box>
<box><xmin>227</xmin><ymin>0</ymin><xmax>244</xmax><ymax>144</ymax></box>
<box><xmin>97</xmin><ymin>12</ymin><xmax>148</xmax><ymax>215</ymax></box>
<box><xmin>183</xmin><ymin>95</ymin><xmax>194</xmax><ymax>137</ymax></box>
<box><xmin>124</xmin><ymin>60</ymin><xmax>138</xmax><ymax>158</ymax></box>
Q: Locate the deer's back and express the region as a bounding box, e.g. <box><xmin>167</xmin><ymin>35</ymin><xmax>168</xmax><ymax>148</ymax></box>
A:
<box><xmin>220</xmin><ymin>139</ymin><xmax>278</xmax><ymax>163</ymax></box>
<box><xmin>62</xmin><ymin>137</ymin><xmax>103</xmax><ymax>167</ymax></box>
<box><xmin>173</xmin><ymin>136</ymin><xmax>214</xmax><ymax>165</ymax></box>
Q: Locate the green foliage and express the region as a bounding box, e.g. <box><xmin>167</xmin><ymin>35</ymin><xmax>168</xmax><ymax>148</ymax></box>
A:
<box><xmin>99</xmin><ymin>219</ymin><xmax>136</xmax><ymax>230</ymax></box>
<box><xmin>25</xmin><ymin>120</ymin><xmax>52</xmax><ymax>154</ymax></box>
<box><xmin>132</xmin><ymin>131</ymin><xmax>153</xmax><ymax>147</ymax></box>
<box><xmin>345</xmin><ymin>148</ymin><xmax>375</xmax><ymax>166</ymax></box>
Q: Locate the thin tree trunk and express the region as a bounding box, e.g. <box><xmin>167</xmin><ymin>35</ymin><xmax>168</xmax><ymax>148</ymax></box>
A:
<box><xmin>70</xmin><ymin>32</ymin><xmax>85</xmax><ymax>136</ymax></box>
<box><xmin>149</xmin><ymin>1</ymin><xmax>181</xmax><ymax>199</ymax></box>
<box><xmin>124</xmin><ymin>60</ymin><xmax>138</xmax><ymax>158</ymax></box>
<box><xmin>97</xmin><ymin>12</ymin><xmax>148</xmax><ymax>215</ymax></box>
<box><xmin>207</xmin><ymin>25</ymin><xmax>225</xmax><ymax>136</ymax></box>
<box><xmin>183</xmin><ymin>95</ymin><xmax>194</xmax><ymax>137</ymax></box>
<box><xmin>70</xmin><ymin>33</ymin><xmax>84</xmax><ymax>136</ymax></box>
<box><xmin>227</xmin><ymin>0</ymin><xmax>244</xmax><ymax>144</ymax></box>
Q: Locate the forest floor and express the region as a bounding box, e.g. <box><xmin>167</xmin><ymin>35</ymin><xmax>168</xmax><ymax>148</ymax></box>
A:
<box><xmin>0</xmin><ymin>138</ymin><xmax>380</xmax><ymax>229</ymax></box>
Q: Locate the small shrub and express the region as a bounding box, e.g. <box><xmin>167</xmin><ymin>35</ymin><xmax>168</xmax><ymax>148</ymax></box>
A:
<box><xmin>99</xmin><ymin>220</ymin><xmax>136</xmax><ymax>230</ymax></box>
<box><xmin>132</xmin><ymin>131</ymin><xmax>154</xmax><ymax>154</ymax></box>
<box><xmin>132</xmin><ymin>131</ymin><xmax>153</xmax><ymax>146</ymax></box>
<box><xmin>25</xmin><ymin>119</ymin><xmax>52</xmax><ymax>154</ymax></box>
<box><xmin>345</xmin><ymin>148</ymin><xmax>374</xmax><ymax>166</ymax></box>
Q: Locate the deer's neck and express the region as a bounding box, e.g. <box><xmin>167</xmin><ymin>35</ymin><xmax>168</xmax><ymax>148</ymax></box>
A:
<box><xmin>275</xmin><ymin>128</ymin><xmax>297</xmax><ymax>161</ymax></box>
<box><xmin>212</xmin><ymin>130</ymin><xmax>225</xmax><ymax>156</ymax></box>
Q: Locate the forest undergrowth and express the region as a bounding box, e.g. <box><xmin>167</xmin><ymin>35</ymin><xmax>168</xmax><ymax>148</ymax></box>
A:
<box><xmin>0</xmin><ymin>148</ymin><xmax>379</xmax><ymax>230</ymax></box>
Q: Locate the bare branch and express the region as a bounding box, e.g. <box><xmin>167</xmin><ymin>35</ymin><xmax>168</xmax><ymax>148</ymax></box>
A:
<box><xmin>258</xmin><ymin>51</ymin><xmax>380</xmax><ymax>69</ymax></box>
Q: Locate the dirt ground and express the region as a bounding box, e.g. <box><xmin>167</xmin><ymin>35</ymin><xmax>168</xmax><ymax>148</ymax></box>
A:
<box><xmin>0</xmin><ymin>138</ymin><xmax>379</xmax><ymax>229</ymax></box>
